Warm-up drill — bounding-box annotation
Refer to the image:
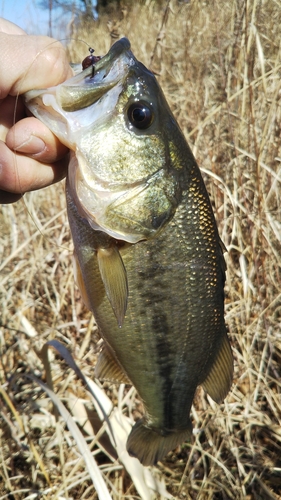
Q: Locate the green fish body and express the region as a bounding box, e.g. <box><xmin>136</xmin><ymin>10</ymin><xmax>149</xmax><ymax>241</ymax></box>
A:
<box><xmin>25</xmin><ymin>38</ymin><xmax>233</xmax><ymax>466</ymax></box>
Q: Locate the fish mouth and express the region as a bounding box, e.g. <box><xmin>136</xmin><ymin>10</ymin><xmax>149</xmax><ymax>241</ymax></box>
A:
<box><xmin>24</xmin><ymin>38</ymin><xmax>133</xmax><ymax>114</ymax></box>
<box><xmin>58</xmin><ymin>38</ymin><xmax>133</xmax><ymax>112</ymax></box>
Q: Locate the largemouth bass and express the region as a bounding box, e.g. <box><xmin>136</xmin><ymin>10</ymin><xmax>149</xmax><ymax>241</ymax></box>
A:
<box><xmin>24</xmin><ymin>38</ymin><xmax>233</xmax><ymax>466</ymax></box>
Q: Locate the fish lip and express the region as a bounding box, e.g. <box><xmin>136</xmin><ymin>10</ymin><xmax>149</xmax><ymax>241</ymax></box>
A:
<box><xmin>70</xmin><ymin>38</ymin><xmax>133</xmax><ymax>106</ymax></box>
<box><xmin>92</xmin><ymin>38</ymin><xmax>131</xmax><ymax>76</ymax></box>
<box><xmin>67</xmin><ymin>38</ymin><xmax>133</xmax><ymax>94</ymax></box>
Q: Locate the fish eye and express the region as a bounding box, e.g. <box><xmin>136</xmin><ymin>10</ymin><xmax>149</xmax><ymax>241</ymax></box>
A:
<box><xmin>127</xmin><ymin>101</ymin><xmax>154</xmax><ymax>130</ymax></box>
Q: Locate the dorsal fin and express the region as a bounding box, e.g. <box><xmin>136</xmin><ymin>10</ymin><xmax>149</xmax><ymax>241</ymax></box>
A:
<box><xmin>97</xmin><ymin>245</ymin><xmax>128</xmax><ymax>327</ymax></box>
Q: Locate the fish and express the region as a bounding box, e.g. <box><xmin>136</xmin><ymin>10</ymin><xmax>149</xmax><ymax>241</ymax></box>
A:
<box><xmin>24</xmin><ymin>37</ymin><xmax>233</xmax><ymax>466</ymax></box>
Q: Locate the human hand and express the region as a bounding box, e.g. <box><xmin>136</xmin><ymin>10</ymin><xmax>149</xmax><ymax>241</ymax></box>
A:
<box><xmin>0</xmin><ymin>18</ymin><xmax>73</xmax><ymax>203</ymax></box>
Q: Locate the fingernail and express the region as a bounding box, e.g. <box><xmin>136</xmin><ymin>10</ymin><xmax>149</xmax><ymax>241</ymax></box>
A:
<box><xmin>14</xmin><ymin>135</ymin><xmax>46</xmax><ymax>154</ymax></box>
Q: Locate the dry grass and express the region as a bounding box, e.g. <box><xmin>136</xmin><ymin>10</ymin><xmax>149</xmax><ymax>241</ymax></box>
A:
<box><xmin>1</xmin><ymin>0</ymin><xmax>281</xmax><ymax>498</ymax></box>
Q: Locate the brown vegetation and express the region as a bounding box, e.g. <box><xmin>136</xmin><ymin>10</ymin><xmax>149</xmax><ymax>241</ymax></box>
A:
<box><xmin>1</xmin><ymin>0</ymin><xmax>281</xmax><ymax>498</ymax></box>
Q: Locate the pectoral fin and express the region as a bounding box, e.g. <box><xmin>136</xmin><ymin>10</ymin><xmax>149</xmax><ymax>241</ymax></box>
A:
<box><xmin>201</xmin><ymin>333</ymin><xmax>233</xmax><ymax>403</ymax></box>
<box><xmin>95</xmin><ymin>343</ymin><xmax>131</xmax><ymax>384</ymax></box>
<box><xmin>97</xmin><ymin>245</ymin><xmax>128</xmax><ymax>327</ymax></box>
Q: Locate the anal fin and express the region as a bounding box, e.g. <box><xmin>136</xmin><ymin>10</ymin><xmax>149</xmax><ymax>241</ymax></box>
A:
<box><xmin>201</xmin><ymin>333</ymin><xmax>233</xmax><ymax>403</ymax></box>
<box><xmin>95</xmin><ymin>343</ymin><xmax>131</xmax><ymax>384</ymax></box>
<box><xmin>97</xmin><ymin>245</ymin><xmax>128</xmax><ymax>328</ymax></box>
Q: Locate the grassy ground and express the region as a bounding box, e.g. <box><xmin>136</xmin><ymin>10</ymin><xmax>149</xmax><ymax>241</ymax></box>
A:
<box><xmin>1</xmin><ymin>0</ymin><xmax>281</xmax><ymax>498</ymax></box>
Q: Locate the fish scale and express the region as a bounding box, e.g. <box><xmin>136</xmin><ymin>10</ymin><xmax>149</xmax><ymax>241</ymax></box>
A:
<box><xmin>24</xmin><ymin>37</ymin><xmax>233</xmax><ymax>466</ymax></box>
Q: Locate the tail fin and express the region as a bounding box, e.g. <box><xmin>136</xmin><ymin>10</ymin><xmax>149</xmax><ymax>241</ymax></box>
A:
<box><xmin>126</xmin><ymin>418</ymin><xmax>191</xmax><ymax>466</ymax></box>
